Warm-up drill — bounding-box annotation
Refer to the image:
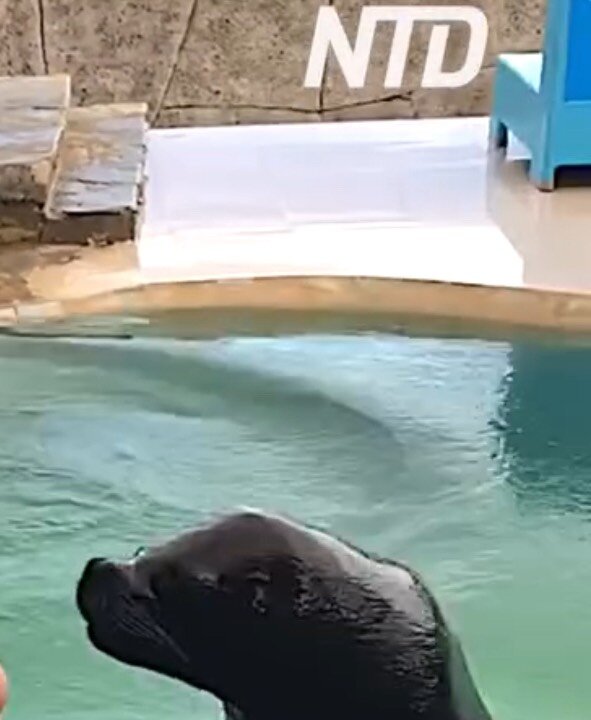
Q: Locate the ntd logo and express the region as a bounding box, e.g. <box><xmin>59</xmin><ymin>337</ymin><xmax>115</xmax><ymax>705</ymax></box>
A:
<box><xmin>304</xmin><ymin>5</ymin><xmax>489</xmax><ymax>89</ymax></box>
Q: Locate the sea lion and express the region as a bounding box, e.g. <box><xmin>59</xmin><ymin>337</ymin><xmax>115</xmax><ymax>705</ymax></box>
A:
<box><xmin>76</xmin><ymin>509</ymin><xmax>492</xmax><ymax>720</ymax></box>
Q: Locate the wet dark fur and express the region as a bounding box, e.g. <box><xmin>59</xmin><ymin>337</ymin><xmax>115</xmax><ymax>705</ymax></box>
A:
<box><xmin>76</xmin><ymin>510</ymin><xmax>492</xmax><ymax>720</ymax></box>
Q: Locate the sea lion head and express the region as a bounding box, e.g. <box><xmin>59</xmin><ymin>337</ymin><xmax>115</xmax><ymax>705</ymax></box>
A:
<box><xmin>76</xmin><ymin>509</ymin><xmax>490</xmax><ymax>720</ymax></box>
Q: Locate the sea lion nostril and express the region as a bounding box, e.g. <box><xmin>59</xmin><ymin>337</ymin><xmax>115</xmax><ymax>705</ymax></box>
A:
<box><xmin>129</xmin><ymin>577</ymin><xmax>156</xmax><ymax>601</ymax></box>
<box><xmin>125</xmin><ymin>562</ymin><xmax>157</xmax><ymax>601</ymax></box>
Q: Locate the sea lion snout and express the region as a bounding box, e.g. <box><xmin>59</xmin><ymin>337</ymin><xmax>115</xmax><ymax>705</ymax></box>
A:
<box><xmin>77</xmin><ymin>557</ymin><xmax>155</xmax><ymax>621</ymax></box>
<box><xmin>77</xmin><ymin>558</ymin><xmax>111</xmax><ymax>620</ymax></box>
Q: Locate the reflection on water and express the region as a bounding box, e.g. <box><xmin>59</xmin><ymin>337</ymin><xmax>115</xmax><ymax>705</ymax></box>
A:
<box><xmin>0</xmin><ymin>328</ymin><xmax>590</xmax><ymax>720</ymax></box>
<box><xmin>495</xmin><ymin>343</ymin><xmax>591</xmax><ymax>515</ymax></box>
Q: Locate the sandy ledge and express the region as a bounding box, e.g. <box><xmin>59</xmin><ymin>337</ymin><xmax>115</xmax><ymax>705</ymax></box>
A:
<box><xmin>2</xmin><ymin>242</ymin><xmax>591</xmax><ymax>337</ymax></box>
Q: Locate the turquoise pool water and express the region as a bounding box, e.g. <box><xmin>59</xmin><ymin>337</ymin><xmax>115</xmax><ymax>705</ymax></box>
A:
<box><xmin>0</xmin><ymin>325</ymin><xmax>590</xmax><ymax>720</ymax></box>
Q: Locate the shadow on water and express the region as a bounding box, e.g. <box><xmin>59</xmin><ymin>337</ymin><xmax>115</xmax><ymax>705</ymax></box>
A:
<box><xmin>5</xmin><ymin>324</ymin><xmax>591</xmax><ymax>519</ymax></box>
<box><xmin>493</xmin><ymin>340</ymin><xmax>591</xmax><ymax>516</ymax></box>
<box><xmin>0</xmin><ymin>333</ymin><xmax>451</xmax><ymax>508</ymax></box>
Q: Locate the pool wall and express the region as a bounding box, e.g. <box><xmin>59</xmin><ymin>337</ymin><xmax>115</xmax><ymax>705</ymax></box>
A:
<box><xmin>3</xmin><ymin>256</ymin><xmax>591</xmax><ymax>337</ymax></box>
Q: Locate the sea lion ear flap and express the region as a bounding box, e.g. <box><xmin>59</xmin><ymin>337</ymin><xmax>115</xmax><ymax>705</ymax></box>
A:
<box><xmin>245</xmin><ymin>559</ymin><xmax>302</xmax><ymax>616</ymax></box>
<box><xmin>264</xmin><ymin>556</ymin><xmax>303</xmax><ymax>616</ymax></box>
<box><xmin>242</xmin><ymin>567</ymin><xmax>271</xmax><ymax>615</ymax></box>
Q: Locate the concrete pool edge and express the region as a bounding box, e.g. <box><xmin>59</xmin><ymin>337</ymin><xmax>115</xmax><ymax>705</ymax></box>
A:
<box><xmin>3</xmin><ymin>111</ymin><xmax>591</xmax><ymax>336</ymax></box>
<box><xmin>0</xmin><ymin>244</ymin><xmax>591</xmax><ymax>333</ymax></box>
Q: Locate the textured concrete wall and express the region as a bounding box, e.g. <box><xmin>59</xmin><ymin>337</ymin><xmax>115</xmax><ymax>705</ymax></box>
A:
<box><xmin>0</xmin><ymin>0</ymin><xmax>546</xmax><ymax>127</ymax></box>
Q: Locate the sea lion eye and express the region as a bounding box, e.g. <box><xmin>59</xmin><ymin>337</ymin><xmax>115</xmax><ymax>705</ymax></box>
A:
<box><xmin>133</xmin><ymin>546</ymin><xmax>146</xmax><ymax>559</ymax></box>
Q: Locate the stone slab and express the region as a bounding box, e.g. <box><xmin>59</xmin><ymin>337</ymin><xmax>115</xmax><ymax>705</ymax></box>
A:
<box><xmin>0</xmin><ymin>74</ymin><xmax>70</xmax><ymax>203</ymax></box>
<box><xmin>42</xmin><ymin>210</ymin><xmax>137</xmax><ymax>246</ymax></box>
<box><xmin>0</xmin><ymin>74</ymin><xmax>70</xmax><ymax>243</ymax></box>
<box><xmin>0</xmin><ymin>74</ymin><xmax>71</xmax><ymax>111</ymax></box>
<box><xmin>43</xmin><ymin>102</ymin><xmax>148</xmax><ymax>245</ymax></box>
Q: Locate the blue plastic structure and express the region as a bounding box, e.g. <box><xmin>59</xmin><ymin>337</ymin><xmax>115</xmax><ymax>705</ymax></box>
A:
<box><xmin>489</xmin><ymin>0</ymin><xmax>591</xmax><ymax>191</ymax></box>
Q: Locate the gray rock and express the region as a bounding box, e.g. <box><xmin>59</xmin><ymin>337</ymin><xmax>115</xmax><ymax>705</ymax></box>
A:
<box><xmin>43</xmin><ymin>102</ymin><xmax>148</xmax><ymax>245</ymax></box>
<box><xmin>0</xmin><ymin>74</ymin><xmax>70</xmax><ymax>202</ymax></box>
<box><xmin>0</xmin><ymin>74</ymin><xmax>70</xmax><ymax>243</ymax></box>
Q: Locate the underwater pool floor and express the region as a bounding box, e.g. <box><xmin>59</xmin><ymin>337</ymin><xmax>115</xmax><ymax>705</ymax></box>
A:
<box><xmin>0</xmin><ymin>326</ymin><xmax>590</xmax><ymax>720</ymax></box>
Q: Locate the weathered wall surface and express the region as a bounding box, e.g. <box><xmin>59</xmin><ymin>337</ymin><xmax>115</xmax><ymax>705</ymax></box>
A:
<box><xmin>0</xmin><ymin>0</ymin><xmax>546</xmax><ymax>127</ymax></box>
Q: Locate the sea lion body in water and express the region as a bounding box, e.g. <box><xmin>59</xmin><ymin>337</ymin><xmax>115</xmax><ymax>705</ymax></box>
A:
<box><xmin>76</xmin><ymin>510</ymin><xmax>492</xmax><ymax>720</ymax></box>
